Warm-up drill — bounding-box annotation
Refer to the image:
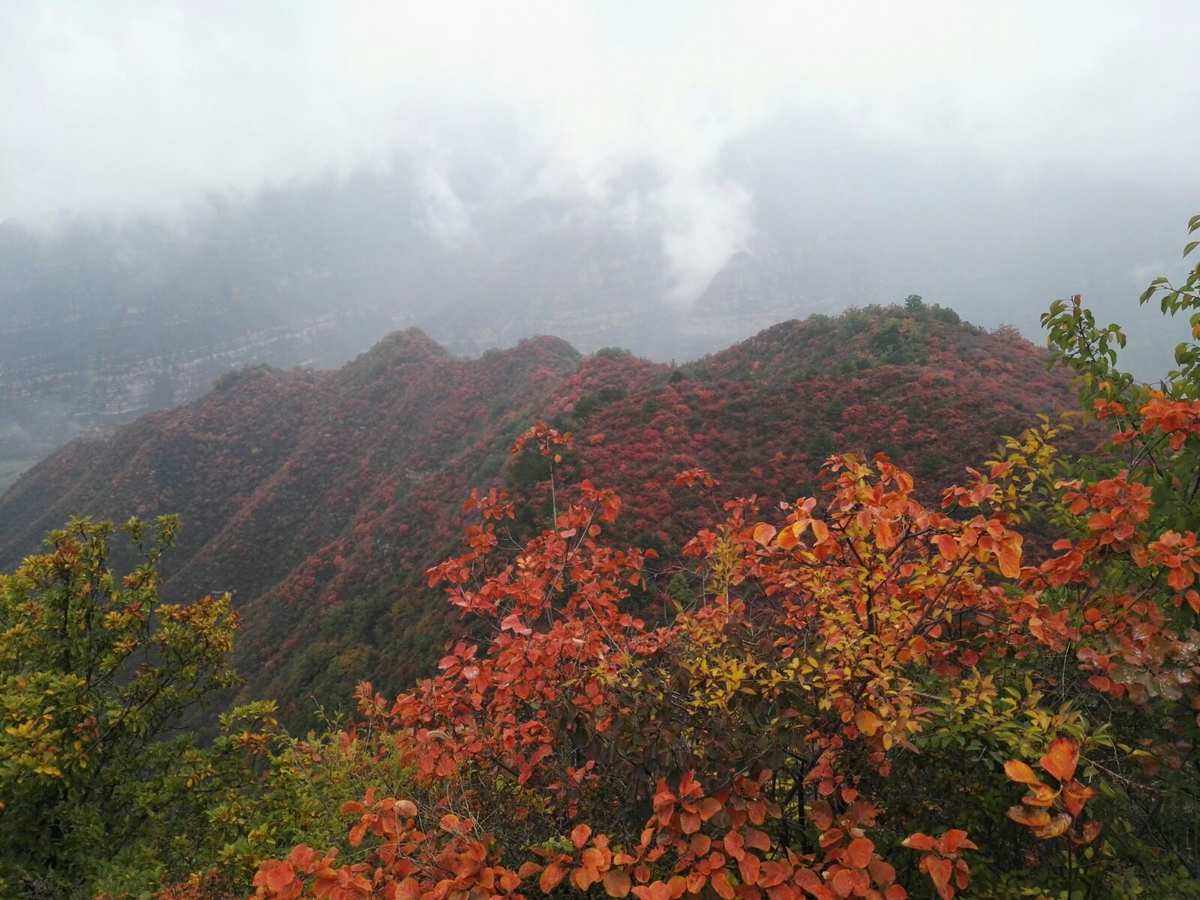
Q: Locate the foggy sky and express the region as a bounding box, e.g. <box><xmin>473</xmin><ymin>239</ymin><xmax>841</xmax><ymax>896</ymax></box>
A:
<box><xmin>3</xmin><ymin>1</ymin><xmax>1199</xmax><ymax>310</ymax></box>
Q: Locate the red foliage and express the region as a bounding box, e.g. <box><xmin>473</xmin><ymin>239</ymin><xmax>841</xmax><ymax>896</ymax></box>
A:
<box><xmin>0</xmin><ymin>308</ymin><xmax>1083</xmax><ymax>720</ymax></box>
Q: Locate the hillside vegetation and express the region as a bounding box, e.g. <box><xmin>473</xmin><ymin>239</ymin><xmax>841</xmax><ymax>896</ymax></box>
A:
<box><xmin>3</xmin><ymin>220</ymin><xmax>1199</xmax><ymax>895</ymax></box>
<box><xmin>5</xmin><ymin>213</ymin><xmax>1200</xmax><ymax>896</ymax></box>
<box><xmin>0</xmin><ymin>302</ymin><xmax>1084</xmax><ymax>725</ymax></box>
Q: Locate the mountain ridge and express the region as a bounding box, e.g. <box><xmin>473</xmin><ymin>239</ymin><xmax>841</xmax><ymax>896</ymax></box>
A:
<box><xmin>0</xmin><ymin>304</ymin><xmax>1084</xmax><ymax>720</ymax></box>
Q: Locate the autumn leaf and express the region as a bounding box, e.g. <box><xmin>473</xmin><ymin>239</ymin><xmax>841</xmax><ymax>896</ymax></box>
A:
<box><xmin>933</xmin><ymin>533</ymin><xmax>959</xmax><ymax>559</ymax></box>
<box><xmin>1003</xmin><ymin>759</ymin><xmax>1040</xmax><ymax>786</ymax></box>
<box><xmin>709</xmin><ymin>871</ymin><xmax>736</xmax><ymax>899</ymax></box>
<box><xmin>1007</xmin><ymin>806</ymin><xmax>1051</xmax><ymax>828</ymax></box>
<box><xmin>1061</xmin><ymin>780</ymin><xmax>1096</xmax><ymax>818</ymax></box>
<box><xmin>924</xmin><ymin>856</ymin><xmax>954</xmax><ymax>900</ymax></box>
<box><xmin>254</xmin><ymin>860</ymin><xmax>296</xmax><ymax>893</ymax></box>
<box><xmin>997</xmin><ymin>540</ymin><xmax>1022</xmax><ymax>578</ymax></box>
<box><xmin>1040</xmin><ymin>737</ymin><xmax>1080</xmax><ymax>783</ymax></box>
<box><xmin>938</xmin><ymin>830</ymin><xmax>977</xmax><ymax>854</ymax></box>
<box><xmin>844</xmin><ymin>836</ymin><xmax>875</xmax><ymax>868</ymax></box>
<box><xmin>901</xmin><ymin>833</ymin><xmax>936</xmax><ymax>852</ymax></box>
<box><xmin>540</xmin><ymin>860</ymin><xmax>568</xmax><ymax>893</ymax></box>
<box><xmin>855</xmin><ymin>709</ymin><xmax>883</xmax><ymax>737</ymax></box>
<box><xmin>1032</xmin><ymin>813</ymin><xmax>1072</xmax><ymax>840</ymax></box>
<box><xmin>604</xmin><ymin>868</ymin><xmax>632</xmax><ymax>897</ymax></box>
<box><xmin>753</xmin><ymin>522</ymin><xmax>777</xmax><ymax>547</ymax></box>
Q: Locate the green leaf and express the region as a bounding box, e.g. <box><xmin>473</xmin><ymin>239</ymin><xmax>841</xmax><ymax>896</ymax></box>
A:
<box><xmin>1185</xmin><ymin>241</ymin><xmax>1199</xmax><ymax>258</ymax></box>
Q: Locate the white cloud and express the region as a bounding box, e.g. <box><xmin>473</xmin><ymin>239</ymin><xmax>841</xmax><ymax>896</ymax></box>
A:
<box><xmin>1</xmin><ymin>0</ymin><xmax>1196</xmax><ymax>301</ymax></box>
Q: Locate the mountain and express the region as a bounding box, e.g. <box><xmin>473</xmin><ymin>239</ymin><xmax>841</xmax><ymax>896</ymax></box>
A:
<box><xmin>0</xmin><ymin>304</ymin><xmax>1085</xmax><ymax>722</ymax></box>
<box><xmin>0</xmin><ymin>166</ymin><xmax>789</xmax><ymax>473</ymax></box>
<box><xmin>4</xmin><ymin>138</ymin><xmax>1190</xmax><ymax>484</ymax></box>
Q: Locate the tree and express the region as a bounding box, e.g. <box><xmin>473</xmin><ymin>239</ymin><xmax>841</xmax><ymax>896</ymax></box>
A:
<box><xmin>0</xmin><ymin>516</ymin><xmax>238</xmax><ymax>896</ymax></box>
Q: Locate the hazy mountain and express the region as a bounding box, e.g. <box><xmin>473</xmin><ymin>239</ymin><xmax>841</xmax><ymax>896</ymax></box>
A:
<box><xmin>3</xmin><ymin>115</ymin><xmax>1192</xmax><ymax>488</ymax></box>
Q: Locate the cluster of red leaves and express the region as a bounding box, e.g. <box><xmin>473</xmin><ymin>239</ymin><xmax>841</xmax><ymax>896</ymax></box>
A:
<box><xmin>392</xmin><ymin>434</ymin><xmax>652</xmax><ymax>793</ymax></box>
<box><xmin>1012</xmin><ymin>402</ymin><xmax>1200</xmax><ymax>708</ymax></box>
<box><xmin>1098</xmin><ymin>391</ymin><xmax>1200</xmax><ymax>451</ymax></box>
<box><xmin>253</xmin><ymin>769</ymin><xmax>925</xmax><ymax>900</ymax></box>
<box><xmin>252</xmin><ymin>389</ymin><xmax>1200</xmax><ymax>897</ymax></box>
<box><xmin>252</xmin><ymin>791</ymin><xmax>521</xmax><ymax>899</ymax></box>
<box><xmin>254</xmin><ymin>425</ymin><xmax>1018</xmax><ymax>898</ymax></box>
<box><xmin>1003</xmin><ymin>738</ymin><xmax>1100</xmax><ymax>848</ymax></box>
<box><xmin>898</xmin><ymin>832</ymin><xmax>977</xmax><ymax>900</ymax></box>
<box><xmin>510</xmin><ymin>423</ymin><xmax>574</xmax><ymax>463</ymax></box>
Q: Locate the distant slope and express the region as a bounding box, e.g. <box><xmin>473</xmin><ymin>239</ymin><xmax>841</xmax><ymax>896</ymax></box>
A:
<box><xmin>0</xmin><ymin>169</ymin><xmax>800</xmax><ymax>467</ymax></box>
<box><xmin>0</xmin><ymin>305</ymin><xmax>1083</xmax><ymax>722</ymax></box>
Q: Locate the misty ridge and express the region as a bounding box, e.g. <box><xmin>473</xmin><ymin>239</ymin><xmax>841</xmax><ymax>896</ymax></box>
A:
<box><xmin>1</xmin><ymin>107</ymin><xmax>1195</xmax><ymax>476</ymax></box>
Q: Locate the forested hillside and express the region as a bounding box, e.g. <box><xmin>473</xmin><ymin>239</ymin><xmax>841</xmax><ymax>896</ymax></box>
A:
<box><xmin>4</xmin><ymin>213</ymin><xmax>1200</xmax><ymax>897</ymax></box>
<box><xmin>0</xmin><ymin>303</ymin><xmax>1085</xmax><ymax>722</ymax></box>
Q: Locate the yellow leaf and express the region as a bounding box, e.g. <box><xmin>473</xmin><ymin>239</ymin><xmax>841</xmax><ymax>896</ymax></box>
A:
<box><xmin>855</xmin><ymin>709</ymin><xmax>882</xmax><ymax>736</ymax></box>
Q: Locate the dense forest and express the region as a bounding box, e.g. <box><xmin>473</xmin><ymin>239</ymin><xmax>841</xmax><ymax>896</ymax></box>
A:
<box><xmin>1</xmin><ymin>216</ymin><xmax>1199</xmax><ymax>898</ymax></box>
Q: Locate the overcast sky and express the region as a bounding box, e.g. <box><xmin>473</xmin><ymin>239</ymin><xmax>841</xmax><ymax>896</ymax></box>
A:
<box><xmin>2</xmin><ymin>1</ymin><xmax>1198</xmax><ymax>328</ymax></box>
<box><xmin>4</xmin><ymin>0</ymin><xmax>1196</xmax><ymax>216</ymax></box>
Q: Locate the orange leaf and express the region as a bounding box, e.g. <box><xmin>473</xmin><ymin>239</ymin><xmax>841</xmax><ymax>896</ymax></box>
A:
<box><xmin>1040</xmin><ymin>737</ymin><xmax>1080</xmax><ymax>783</ymax></box>
<box><xmin>255</xmin><ymin>860</ymin><xmax>296</xmax><ymax>893</ymax></box>
<box><xmin>937</xmin><ymin>830</ymin><xmax>977</xmax><ymax>854</ymax></box>
<box><xmin>923</xmin><ymin>856</ymin><xmax>954</xmax><ymax>900</ymax></box>
<box><xmin>830</xmin><ymin>866</ymin><xmax>857</xmax><ymax>897</ymax></box>
<box><xmin>855</xmin><ymin>709</ymin><xmax>882</xmax><ymax>737</ymax></box>
<box><xmin>868</xmin><ymin>858</ymin><xmax>896</xmax><ymax>887</ymax></box>
<box><xmin>709</xmin><ymin>871</ymin><xmax>736</xmax><ymax>899</ymax></box>
<box><xmin>811</xmin><ymin>519</ymin><xmax>830</xmax><ymax>543</ymax></box>
<box><xmin>540</xmin><ymin>861</ymin><xmax>568</xmax><ymax>893</ymax></box>
<box><xmin>571</xmin><ymin>823</ymin><xmax>593</xmax><ymax>849</ymax></box>
<box><xmin>723</xmin><ymin>831</ymin><xmax>745</xmax><ymax>860</ymax></box>
<box><xmin>744</xmin><ymin>827</ymin><xmax>771</xmax><ymax>853</ymax></box>
<box><xmin>1003</xmin><ymin>759</ymin><xmax>1040</xmax><ymax>786</ymax></box>
<box><xmin>874</xmin><ymin>518</ymin><xmax>897</xmax><ymax>550</ymax></box>
<box><xmin>844</xmin><ymin>836</ymin><xmax>875</xmax><ymax>869</ymax></box>
<box><xmin>810</xmin><ymin>800</ymin><xmax>834</xmax><ymax>831</ymax></box>
<box><xmin>901</xmin><ymin>833</ymin><xmax>936</xmax><ymax>852</ymax></box>
<box><xmin>574</xmin><ymin>866</ymin><xmax>601</xmax><ymax>892</ymax></box>
<box><xmin>1032</xmin><ymin>813</ymin><xmax>1072</xmax><ymax>840</ymax></box>
<box><xmin>738</xmin><ymin>852</ymin><xmax>760</xmax><ymax>886</ymax></box>
<box><xmin>997</xmin><ymin>540</ymin><xmax>1022</xmax><ymax>578</ymax></box>
<box><xmin>1006</xmin><ymin>806</ymin><xmax>1051</xmax><ymax>828</ymax></box>
<box><xmin>604</xmin><ymin>869</ymin><xmax>632</xmax><ymax>897</ymax></box>
<box><xmin>753</xmin><ymin>523</ymin><xmax>777</xmax><ymax>547</ymax></box>
<box><xmin>933</xmin><ymin>533</ymin><xmax>959</xmax><ymax>560</ymax></box>
<box><xmin>1021</xmin><ymin>782</ymin><xmax>1058</xmax><ymax>808</ymax></box>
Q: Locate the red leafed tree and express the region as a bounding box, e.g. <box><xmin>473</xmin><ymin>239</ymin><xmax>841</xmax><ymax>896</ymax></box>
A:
<box><xmin>250</xmin><ymin>363</ymin><xmax>1199</xmax><ymax>895</ymax></box>
<box><xmin>248</xmin><ymin>220</ymin><xmax>1200</xmax><ymax>898</ymax></box>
